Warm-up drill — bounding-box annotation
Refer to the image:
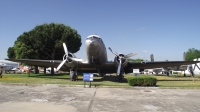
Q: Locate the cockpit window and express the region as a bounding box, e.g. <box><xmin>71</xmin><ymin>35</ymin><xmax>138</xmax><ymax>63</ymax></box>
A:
<box><xmin>93</xmin><ymin>36</ymin><xmax>98</xmax><ymax>39</ymax></box>
<box><xmin>87</xmin><ymin>35</ymin><xmax>101</xmax><ymax>40</ymax></box>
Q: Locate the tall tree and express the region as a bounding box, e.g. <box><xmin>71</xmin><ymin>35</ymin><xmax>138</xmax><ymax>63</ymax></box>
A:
<box><xmin>185</xmin><ymin>48</ymin><xmax>200</xmax><ymax>61</ymax></box>
<box><xmin>127</xmin><ymin>58</ymin><xmax>144</xmax><ymax>62</ymax></box>
<box><xmin>14</xmin><ymin>32</ymin><xmax>40</xmax><ymax>59</ymax></box>
<box><xmin>7</xmin><ymin>47</ymin><xmax>15</xmax><ymax>58</ymax></box>
<box><xmin>10</xmin><ymin>23</ymin><xmax>82</xmax><ymax>74</ymax></box>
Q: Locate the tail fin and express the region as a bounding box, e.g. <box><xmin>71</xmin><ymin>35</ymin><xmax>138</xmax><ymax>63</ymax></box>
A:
<box><xmin>150</xmin><ymin>54</ymin><xmax>154</xmax><ymax>62</ymax></box>
<box><xmin>183</xmin><ymin>52</ymin><xmax>186</xmax><ymax>61</ymax></box>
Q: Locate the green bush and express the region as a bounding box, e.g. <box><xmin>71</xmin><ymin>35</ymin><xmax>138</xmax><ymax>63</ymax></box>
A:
<box><xmin>127</xmin><ymin>76</ymin><xmax>157</xmax><ymax>86</ymax></box>
<box><xmin>173</xmin><ymin>72</ymin><xmax>178</xmax><ymax>74</ymax></box>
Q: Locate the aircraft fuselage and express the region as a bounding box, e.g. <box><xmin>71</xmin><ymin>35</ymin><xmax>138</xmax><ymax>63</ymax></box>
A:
<box><xmin>85</xmin><ymin>35</ymin><xmax>107</xmax><ymax>65</ymax></box>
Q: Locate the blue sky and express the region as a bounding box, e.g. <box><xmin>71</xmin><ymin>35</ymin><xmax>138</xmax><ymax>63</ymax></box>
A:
<box><xmin>1</xmin><ymin>0</ymin><xmax>200</xmax><ymax>61</ymax></box>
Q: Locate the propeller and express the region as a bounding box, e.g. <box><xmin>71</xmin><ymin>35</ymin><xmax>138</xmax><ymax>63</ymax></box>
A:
<box><xmin>57</xmin><ymin>59</ymin><xmax>67</xmax><ymax>71</ymax></box>
<box><xmin>124</xmin><ymin>53</ymin><xmax>138</xmax><ymax>58</ymax></box>
<box><xmin>117</xmin><ymin>59</ymin><xmax>122</xmax><ymax>75</ymax></box>
<box><xmin>56</xmin><ymin>43</ymin><xmax>82</xmax><ymax>71</ymax></box>
<box><xmin>108</xmin><ymin>47</ymin><xmax>118</xmax><ymax>56</ymax></box>
<box><xmin>108</xmin><ymin>47</ymin><xmax>137</xmax><ymax>75</ymax></box>
<box><xmin>193</xmin><ymin>58</ymin><xmax>200</xmax><ymax>71</ymax></box>
<box><xmin>63</xmin><ymin>43</ymin><xmax>68</xmax><ymax>54</ymax></box>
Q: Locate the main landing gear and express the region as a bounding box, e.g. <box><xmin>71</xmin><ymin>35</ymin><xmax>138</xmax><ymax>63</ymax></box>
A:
<box><xmin>116</xmin><ymin>69</ymin><xmax>124</xmax><ymax>82</ymax></box>
<box><xmin>70</xmin><ymin>69</ymin><xmax>77</xmax><ymax>81</ymax></box>
<box><xmin>166</xmin><ymin>72</ymin><xmax>169</xmax><ymax>77</ymax></box>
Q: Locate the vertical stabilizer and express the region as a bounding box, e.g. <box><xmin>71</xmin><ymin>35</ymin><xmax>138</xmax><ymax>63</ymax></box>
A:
<box><xmin>183</xmin><ymin>52</ymin><xmax>186</xmax><ymax>61</ymax></box>
<box><xmin>150</xmin><ymin>54</ymin><xmax>154</xmax><ymax>62</ymax></box>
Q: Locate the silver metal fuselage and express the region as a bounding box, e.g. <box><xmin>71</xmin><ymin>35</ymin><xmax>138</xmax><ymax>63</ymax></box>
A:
<box><xmin>85</xmin><ymin>35</ymin><xmax>107</xmax><ymax>65</ymax></box>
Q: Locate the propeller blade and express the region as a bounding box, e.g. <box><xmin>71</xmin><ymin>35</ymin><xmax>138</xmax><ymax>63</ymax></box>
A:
<box><xmin>196</xmin><ymin>64</ymin><xmax>200</xmax><ymax>70</ymax></box>
<box><xmin>63</xmin><ymin>43</ymin><xmax>68</xmax><ymax>54</ymax></box>
<box><xmin>69</xmin><ymin>57</ymin><xmax>83</xmax><ymax>62</ymax></box>
<box><xmin>108</xmin><ymin>47</ymin><xmax>119</xmax><ymax>56</ymax></box>
<box><xmin>117</xmin><ymin>59</ymin><xmax>122</xmax><ymax>75</ymax></box>
<box><xmin>193</xmin><ymin>64</ymin><xmax>196</xmax><ymax>71</ymax></box>
<box><xmin>195</xmin><ymin>58</ymin><xmax>200</xmax><ymax>70</ymax></box>
<box><xmin>57</xmin><ymin>59</ymin><xmax>67</xmax><ymax>71</ymax></box>
<box><xmin>124</xmin><ymin>52</ymin><xmax>137</xmax><ymax>58</ymax></box>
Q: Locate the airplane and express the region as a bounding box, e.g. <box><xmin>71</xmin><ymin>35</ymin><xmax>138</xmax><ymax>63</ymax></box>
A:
<box><xmin>6</xmin><ymin>34</ymin><xmax>200</xmax><ymax>82</ymax></box>
<box><xmin>186</xmin><ymin>58</ymin><xmax>200</xmax><ymax>77</ymax></box>
<box><xmin>0</xmin><ymin>63</ymin><xmax>16</xmax><ymax>73</ymax></box>
<box><xmin>0</xmin><ymin>65</ymin><xmax>27</xmax><ymax>74</ymax></box>
<box><xmin>142</xmin><ymin>54</ymin><xmax>189</xmax><ymax>76</ymax></box>
<box><xmin>162</xmin><ymin>52</ymin><xmax>189</xmax><ymax>76</ymax></box>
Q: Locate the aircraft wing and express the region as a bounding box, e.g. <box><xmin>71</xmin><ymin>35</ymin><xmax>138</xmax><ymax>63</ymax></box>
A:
<box><xmin>124</xmin><ymin>61</ymin><xmax>199</xmax><ymax>73</ymax></box>
<box><xmin>5</xmin><ymin>59</ymin><xmax>199</xmax><ymax>74</ymax></box>
<box><xmin>5</xmin><ymin>59</ymin><xmax>116</xmax><ymax>73</ymax></box>
<box><xmin>6</xmin><ymin>59</ymin><xmax>61</xmax><ymax>68</ymax></box>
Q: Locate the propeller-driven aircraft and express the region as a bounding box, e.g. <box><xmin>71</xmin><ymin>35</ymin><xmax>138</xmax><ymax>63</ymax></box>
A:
<box><xmin>6</xmin><ymin>34</ymin><xmax>200</xmax><ymax>81</ymax></box>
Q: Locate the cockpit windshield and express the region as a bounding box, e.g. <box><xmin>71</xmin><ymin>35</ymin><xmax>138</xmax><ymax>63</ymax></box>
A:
<box><xmin>86</xmin><ymin>35</ymin><xmax>101</xmax><ymax>40</ymax></box>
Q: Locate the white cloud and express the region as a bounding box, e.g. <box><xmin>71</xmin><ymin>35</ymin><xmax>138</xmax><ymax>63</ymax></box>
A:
<box><xmin>143</xmin><ymin>50</ymin><xmax>148</xmax><ymax>53</ymax></box>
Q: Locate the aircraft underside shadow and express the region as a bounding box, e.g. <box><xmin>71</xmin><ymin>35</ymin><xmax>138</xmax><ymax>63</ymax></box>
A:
<box><xmin>93</xmin><ymin>75</ymin><xmax>128</xmax><ymax>83</ymax></box>
<box><xmin>28</xmin><ymin>73</ymin><xmax>128</xmax><ymax>83</ymax></box>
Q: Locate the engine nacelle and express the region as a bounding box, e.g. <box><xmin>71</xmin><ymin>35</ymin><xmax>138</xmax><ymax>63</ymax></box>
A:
<box><xmin>65</xmin><ymin>53</ymin><xmax>78</xmax><ymax>68</ymax></box>
<box><xmin>63</xmin><ymin>53</ymin><xmax>76</xmax><ymax>62</ymax></box>
<box><xmin>68</xmin><ymin>53</ymin><xmax>77</xmax><ymax>58</ymax></box>
<box><xmin>114</xmin><ymin>55</ymin><xmax>128</xmax><ymax>68</ymax></box>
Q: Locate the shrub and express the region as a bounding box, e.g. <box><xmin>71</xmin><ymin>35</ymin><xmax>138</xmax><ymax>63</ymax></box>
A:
<box><xmin>173</xmin><ymin>72</ymin><xmax>178</xmax><ymax>74</ymax></box>
<box><xmin>127</xmin><ymin>76</ymin><xmax>157</xmax><ymax>86</ymax></box>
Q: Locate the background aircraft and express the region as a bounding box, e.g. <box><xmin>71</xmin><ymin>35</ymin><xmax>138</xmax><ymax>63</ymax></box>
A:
<box><xmin>6</xmin><ymin>35</ymin><xmax>200</xmax><ymax>81</ymax></box>
<box><xmin>0</xmin><ymin>63</ymin><xmax>19</xmax><ymax>73</ymax></box>
<box><xmin>149</xmin><ymin>53</ymin><xmax>200</xmax><ymax>77</ymax></box>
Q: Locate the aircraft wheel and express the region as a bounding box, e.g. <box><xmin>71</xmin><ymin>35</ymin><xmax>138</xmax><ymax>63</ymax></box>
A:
<box><xmin>166</xmin><ymin>72</ymin><xmax>169</xmax><ymax>77</ymax></box>
<box><xmin>117</xmin><ymin>73</ymin><xmax>124</xmax><ymax>82</ymax></box>
<box><xmin>70</xmin><ymin>71</ymin><xmax>77</xmax><ymax>81</ymax></box>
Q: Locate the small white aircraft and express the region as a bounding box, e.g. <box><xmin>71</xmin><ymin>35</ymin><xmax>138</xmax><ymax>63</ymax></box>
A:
<box><xmin>0</xmin><ymin>63</ymin><xmax>16</xmax><ymax>73</ymax></box>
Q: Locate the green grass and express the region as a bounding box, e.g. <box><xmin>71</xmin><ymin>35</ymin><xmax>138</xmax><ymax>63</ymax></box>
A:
<box><xmin>155</xmin><ymin>74</ymin><xmax>200</xmax><ymax>88</ymax></box>
<box><xmin>0</xmin><ymin>73</ymin><xmax>200</xmax><ymax>88</ymax></box>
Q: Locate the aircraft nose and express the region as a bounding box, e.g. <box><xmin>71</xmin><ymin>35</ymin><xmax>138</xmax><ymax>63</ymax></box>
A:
<box><xmin>85</xmin><ymin>39</ymin><xmax>99</xmax><ymax>50</ymax></box>
<box><xmin>88</xmin><ymin>40</ymin><xmax>96</xmax><ymax>46</ymax></box>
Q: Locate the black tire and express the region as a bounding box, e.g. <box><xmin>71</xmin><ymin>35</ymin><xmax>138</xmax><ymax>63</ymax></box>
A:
<box><xmin>70</xmin><ymin>71</ymin><xmax>77</xmax><ymax>81</ymax></box>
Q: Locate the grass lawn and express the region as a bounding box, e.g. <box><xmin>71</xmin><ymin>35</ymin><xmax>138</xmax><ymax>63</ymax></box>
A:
<box><xmin>0</xmin><ymin>73</ymin><xmax>200</xmax><ymax>88</ymax></box>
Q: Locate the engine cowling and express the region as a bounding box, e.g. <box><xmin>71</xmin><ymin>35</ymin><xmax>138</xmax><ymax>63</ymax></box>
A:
<box><xmin>65</xmin><ymin>53</ymin><xmax>79</xmax><ymax>68</ymax></box>
<box><xmin>57</xmin><ymin>43</ymin><xmax>82</xmax><ymax>71</ymax></box>
<box><xmin>66</xmin><ymin>53</ymin><xmax>76</xmax><ymax>62</ymax></box>
<box><xmin>108</xmin><ymin>47</ymin><xmax>137</xmax><ymax>75</ymax></box>
<box><xmin>114</xmin><ymin>54</ymin><xmax>128</xmax><ymax>68</ymax></box>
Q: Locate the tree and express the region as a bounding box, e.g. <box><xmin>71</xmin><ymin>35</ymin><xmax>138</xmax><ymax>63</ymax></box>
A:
<box><xmin>30</xmin><ymin>23</ymin><xmax>82</xmax><ymax>60</ymax></box>
<box><xmin>7</xmin><ymin>47</ymin><xmax>15</xmax><ymax>58</ymax></box>
<box><xmin>14</xmin><ymin>32</ymin><xmax>42</xmax><ymax>59</ymax></box>
<box><xmin>185</xmin><ymin>48</ymin><xmax>200</xmax><ymax>61</ymax></box>
<box><xmin>10</xmin><ymin>23</ymin><xmax>82</xmax><ymax>74</ymax></box>
<box><xmin>127</xmin><ymin>58</ymin><xmax>144</xmax><ymax>62</ymax></box>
